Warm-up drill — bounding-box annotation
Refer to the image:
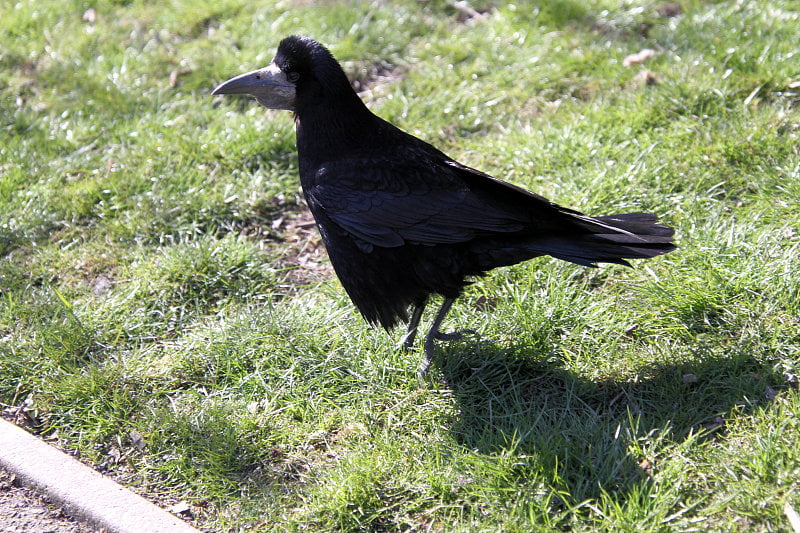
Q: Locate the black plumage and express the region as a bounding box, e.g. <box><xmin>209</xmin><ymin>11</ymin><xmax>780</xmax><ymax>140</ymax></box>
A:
<box><xmin>212</xmin><ymin>35</ymin><xmax>676</xmax><ymax>373</ymax></box>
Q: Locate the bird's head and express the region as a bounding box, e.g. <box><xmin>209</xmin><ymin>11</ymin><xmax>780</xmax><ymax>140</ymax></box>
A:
<box><xmin>212</xmin><ymin>35</ymin><xmax>356</xmax><ymax>114</ymax></box>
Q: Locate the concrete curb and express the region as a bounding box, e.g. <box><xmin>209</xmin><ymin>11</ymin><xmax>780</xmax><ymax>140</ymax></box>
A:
<box><xmin>0</xmin><ymin>418</ymin><xmax>202</xmax><ymax>533</ymax></box>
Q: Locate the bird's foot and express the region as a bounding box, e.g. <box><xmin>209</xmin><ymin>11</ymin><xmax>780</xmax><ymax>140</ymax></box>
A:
<box><xmin>433</xmin><ymin>328</ymin><xmax>476</xmax><ymax>342</ymax></box>
<box><xmin>419</xmin><ymin>335</ymin><xmax>436</xmax><ymax>377</ymax></box>
<box><xmin>418</xmin><ymin>328</ymin><xmax>476</xmax><ymax>377</ymax></box>
<box><xmin>398</xmin><ymin>328</ymin><xmax>419</xmax><ymax>351</ymax></box>
<box><xmin>399</xmin><ymin>300</ymin><xmax>427</xmax><ymax>351</ymax></box>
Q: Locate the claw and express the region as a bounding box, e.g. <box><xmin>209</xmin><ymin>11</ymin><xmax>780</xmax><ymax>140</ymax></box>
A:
<box><xmin>400</xmin><ymin>299</ymin><xmax>427</xmax><ymax>350</ymax></box>
<box><xmin>433</xmin><ymin>328</ymin><xmax>476</xmax><ymax>341</ymax></box>
<box><xmin>419</xmin><ymin>297</ymin><xmax>457</xmax><ymax>375</ymax></box>
<box><xmin>404</xmin><ymin>297</ymin><xmax>473</xmax><ymax>376</ymax></box>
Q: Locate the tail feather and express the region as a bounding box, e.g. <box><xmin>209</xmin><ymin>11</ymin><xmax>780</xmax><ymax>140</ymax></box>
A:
<box><xmin>544</xmin><ymin>212</ymin><xmax>676</xmax><ymax>267</ymax></box>
<box><xmin>593</xmin><ymin>213</ymin><xmax>675</xmax><ymax>238</ymax></box>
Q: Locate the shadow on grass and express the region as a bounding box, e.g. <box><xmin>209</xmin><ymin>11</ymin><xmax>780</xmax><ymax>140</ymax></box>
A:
<box><xmin>436</xmin><ymin>340</ymin><xmax>784</xmax><ymax>505</ymax></box>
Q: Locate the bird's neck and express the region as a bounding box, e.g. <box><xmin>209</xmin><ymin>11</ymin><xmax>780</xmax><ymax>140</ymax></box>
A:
<box><xmin>294</xmin><ymin>96</ymin><xmax>385</xmax><ymax>176</ymax></box>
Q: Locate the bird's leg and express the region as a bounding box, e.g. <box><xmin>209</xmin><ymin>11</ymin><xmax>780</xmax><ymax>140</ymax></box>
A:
<box><xmin>419</xmin><ymin>297</ymin><xmax>457</xmax><ymax>376</ymax></box>
<box><xmin>399</xmin><ymin>297</ymin><xmax>428</xmax><ymax>350</ymax></box>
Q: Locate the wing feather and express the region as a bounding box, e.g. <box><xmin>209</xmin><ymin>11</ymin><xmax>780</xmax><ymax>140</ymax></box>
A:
<box><xmin>309</xmin><ymin>158</ymin><xmax>527</xmax><ymax>248</ymax></box>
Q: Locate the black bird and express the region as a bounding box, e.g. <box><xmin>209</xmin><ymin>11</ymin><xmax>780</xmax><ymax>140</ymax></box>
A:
<box><xmin>212</xmin><ymin>35</ymin><xmax>676</xmax><ymax>374</ymax></box>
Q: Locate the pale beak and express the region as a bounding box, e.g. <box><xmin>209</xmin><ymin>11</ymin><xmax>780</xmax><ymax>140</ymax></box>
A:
<box><xmin>212</xmin><ymin>62</ymin><xmax>295</xmax><ymax>111</ymax></box>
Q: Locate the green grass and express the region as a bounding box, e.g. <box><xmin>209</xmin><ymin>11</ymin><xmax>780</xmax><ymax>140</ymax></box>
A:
<box><xmin>2</xmin><ymin>0</ymin><xmax>799</xmax><ymax>530</ymax></box>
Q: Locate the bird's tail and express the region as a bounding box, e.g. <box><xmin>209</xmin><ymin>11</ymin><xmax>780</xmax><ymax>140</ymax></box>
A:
<box><xmin>541</xmin><ymin>212</ymin><xmax>676</xmax><ymax>267</ymax></box>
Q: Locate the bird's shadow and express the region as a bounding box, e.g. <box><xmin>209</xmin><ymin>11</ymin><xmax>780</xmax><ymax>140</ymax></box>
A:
<box><xmin>433</xmin><ymin>338</ymin><xmax>786</xmax><ymax>506</ymax></box>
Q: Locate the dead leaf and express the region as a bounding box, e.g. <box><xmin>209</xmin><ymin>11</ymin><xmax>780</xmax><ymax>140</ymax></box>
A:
<box><xmin>107</xmin><ymin>446</ymin><xmax>122</xmax><ymax>464</ymax></box>
<box><xmin>168</xmin><ymin>501</ymin><xmax>192</xmax><ymax>516</ymax></box>
<box><xmin>623</xmin><ymin>49</ymin><xmax>657</xmax><ymax>67</ymax></box>
<box><xmin>91</xmin><ymin>275</ymin><xmax>113</xmax><ymax>295</ymax></box>
<box><xmin>169</xmin><ymin>68</ymin><xmax>193</xmax><ymax>88</ymax></box>
<box><xmin>129</xmin><ymin>429</ymin><xmax>146</xmax><ymax>451</ymax></box>
<box><xmin>474</xmin><ymin>295</ymin><xmax>497</xmax><ymax>311</ymax></box>
<box><xmin>82</xmin><ymin>8</ymin><xmax>96</xmax><ymax>23</ymax></box>
<box><xmin>449</xmin><ymin>0</ymin><xmax>488</xmax><ymax>24</ymax></box>
<box><xmin>657</xmin><ymin>3</ymin><xmax>682</xmax><ymax>18</ymax></box>
<box><xmin>632</xmin><ymin>70</ymin><xmax>659</xmax><ymax>86</ymax></box>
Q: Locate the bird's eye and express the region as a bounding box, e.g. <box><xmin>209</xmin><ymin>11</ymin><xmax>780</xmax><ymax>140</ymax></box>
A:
<box><xmin>287</xmin><ymin>71</ymin><xmax>300</xmax><ymax>82</ymax></box>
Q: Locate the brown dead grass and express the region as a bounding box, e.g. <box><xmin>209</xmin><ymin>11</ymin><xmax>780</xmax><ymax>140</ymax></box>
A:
<box><xmin>270</xmin><ymin>207</ymin><xmax>333</xmax><ymax>291</ymax></box>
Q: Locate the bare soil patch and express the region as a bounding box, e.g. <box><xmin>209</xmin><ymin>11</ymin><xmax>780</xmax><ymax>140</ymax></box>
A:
<box><xmin>0</xmin><ymin>470</ymin><xmax>98</xmax><ymax>533</ymax></box>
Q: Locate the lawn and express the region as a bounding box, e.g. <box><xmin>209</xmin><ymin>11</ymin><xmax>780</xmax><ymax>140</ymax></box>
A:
<box><xmin>2</xmin><ymin>0</ymin><xmax>799</xmax><ymax>530</ymax></box>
